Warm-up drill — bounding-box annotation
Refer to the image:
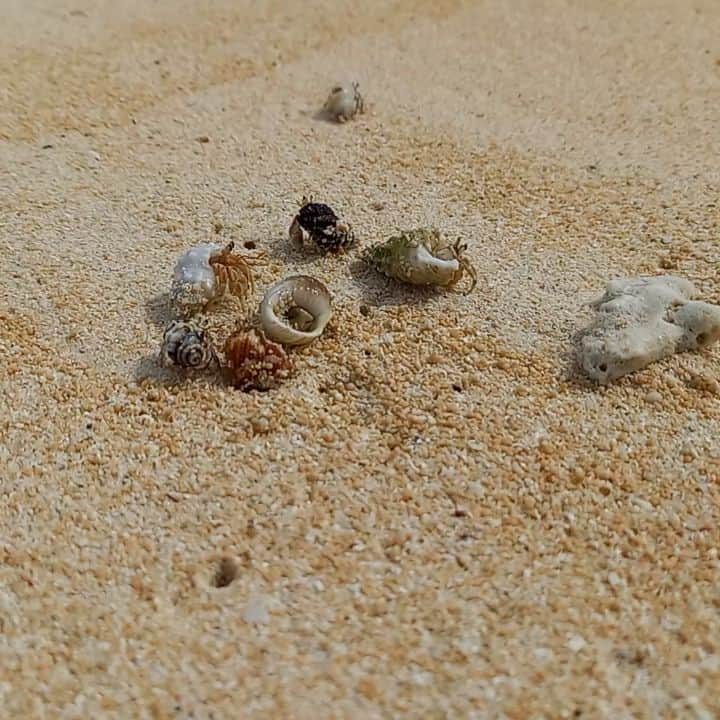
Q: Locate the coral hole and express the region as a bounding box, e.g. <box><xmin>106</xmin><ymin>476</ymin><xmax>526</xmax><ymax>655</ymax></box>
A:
<box><xmin>212</xmin><ymin>557</ymin><xmax>238</xmax><ymax>588</ymax></box>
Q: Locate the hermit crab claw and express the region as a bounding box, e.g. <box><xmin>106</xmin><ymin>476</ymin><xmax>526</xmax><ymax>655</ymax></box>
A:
<box><xmin>451</xmin><ymin>239</ymin><xmax>477</xmax><ymax>295</ymax></box>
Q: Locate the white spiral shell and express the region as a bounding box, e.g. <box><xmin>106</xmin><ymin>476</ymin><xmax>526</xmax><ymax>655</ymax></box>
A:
<box><xmin>259</xmin><ymin>276</ymin><xmax>332</xmax><ymax>346</ymax></box>
<box><xmin>170</xmin><ymin>243</ymin><xmax>222</xmax><ymax>317</ymax></box>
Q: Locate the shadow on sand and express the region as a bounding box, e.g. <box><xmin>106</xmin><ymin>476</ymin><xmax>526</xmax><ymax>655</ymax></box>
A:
<box><xmin>145</xmin><ymin>291</ymin><xmax>173</xmax><ymax>329</ymax></box>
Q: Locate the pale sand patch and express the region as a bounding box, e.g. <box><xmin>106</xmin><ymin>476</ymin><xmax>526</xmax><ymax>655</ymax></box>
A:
<box><xmin>1</xmin><ymin>0</ymin><xmax>720</xmax><ymax>717</ymax></box>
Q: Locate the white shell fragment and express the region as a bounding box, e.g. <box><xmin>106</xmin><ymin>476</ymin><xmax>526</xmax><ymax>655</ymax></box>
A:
<box><xmin>260</xmin><ymin>275</ymin><xmax>332</xmax><ymax>346</ymax></box>
<box><xmin>322</xmin><ymin>81</ymin><xmax>365</xmax><ymax>122</ymax></box>
<box><xmin>578</xmin><ymin>275</ymin><xmax>720</xmax><ymax>383</ymax></box>
<box><xmin>170</xmin><ymin>243</ymin><xmax>222</xmax><ymax>317</ymax></box>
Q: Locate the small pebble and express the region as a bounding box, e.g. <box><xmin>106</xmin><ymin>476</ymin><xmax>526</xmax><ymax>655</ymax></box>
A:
<box><xmin>243</xmin><ymin>595</ymin><xmax>270</xmax><ymax>624</ymax></box>
<box><xmin>645</xmin><ymin>390</ymin><xmax>662</xmax><ymax>403</ymax></box>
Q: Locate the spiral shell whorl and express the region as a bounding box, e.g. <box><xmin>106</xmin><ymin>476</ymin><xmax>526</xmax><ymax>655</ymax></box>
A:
<box><xmin>160</xmin><ymin>319</ymin><xmax>216</xmax><ymax>370</ymax></box>
<box><xmin>260</xmin><ymin>275</ymin><xmax>333</xmax><ymax>346</ymax></box>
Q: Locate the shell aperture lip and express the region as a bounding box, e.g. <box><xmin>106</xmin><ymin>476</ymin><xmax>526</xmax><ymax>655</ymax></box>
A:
<box><xmin>260</xmin><ymin>275</ymin><xmax>332</xmax><ymax>346</ymax></box>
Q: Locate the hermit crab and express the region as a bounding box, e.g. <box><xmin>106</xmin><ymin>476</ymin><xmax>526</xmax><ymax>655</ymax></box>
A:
<box><xmin>224</xmin><ymin>327</ymin><xmax>294</xmax><ymax>392</ymax></box>
<box><xmin>260</xmin><ymin>275</ymin><xmax>333</xmax><ymax>346</ymax></box>
<box><xmin>289</xmin><ymin>196</ymin><xmax>355</xmax><ymax>253</ymax></box>
<box><xmin>160</xmin><ymin>319</ymin><xmax>217</xmax><ymax>370</ymax></box>
<box><xmin>322</xmin><ymin>82</ymin><xmax>365</xmax><ymax>123</ymax></box>
<box><xmin>170</xmin><ymin>241</ymin><xmax>255</xmax><ymax>317</ymax></box>
<box><xmin>364</xmin><ymin>228</ymin><xmax>477</xmax><ymax>294</ymax></box>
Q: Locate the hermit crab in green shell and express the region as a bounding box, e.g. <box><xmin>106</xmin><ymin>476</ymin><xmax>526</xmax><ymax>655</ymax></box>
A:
<box><xmin>363</xmin><ymin>228</ymin><xmax>477</xmax><ymax>294</ymax></box>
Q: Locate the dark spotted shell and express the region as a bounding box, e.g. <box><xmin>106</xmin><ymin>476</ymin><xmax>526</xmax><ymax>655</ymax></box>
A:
<box><xmin>295</xmin><ymin>202</ymin><xmax>354</xmax><ymax>252</ymax></box>
<box><xmin>296</xmin><ymin>202</ymin><xmax>339</xmax><ymax>235</ymax></box>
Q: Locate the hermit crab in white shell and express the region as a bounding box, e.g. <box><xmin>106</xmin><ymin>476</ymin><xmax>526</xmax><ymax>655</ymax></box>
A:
<box><xmin>322</xmin><ymin>82</ymin><xmax>365</xmax><ymax>122</ymax></box>
<box><xmin>170</xmin><ymin>241</ymin><xmax>256</xmax><ymax>317</ymax></box>
<box><xmin>364</xmin><ymin>228</ymin><xmax>477</xmax><ymax>294</ymax></box>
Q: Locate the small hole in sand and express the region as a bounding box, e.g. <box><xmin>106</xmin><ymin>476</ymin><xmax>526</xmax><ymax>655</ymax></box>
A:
<box><xmin>598</xmin><ymin>363</ymin><xmax>608</xmax><ymax>373</ymax></box>
<box><xmin>212</xmin><ymin>557</ymin><xmax>238</xmax><ymax>588</ymax></box>
<box><xmin>243</xmin><ymin>240</ymin><xmax>256</xmax><ymax>250</ymax></box>
<box><xmin>697</xmin><ymin>332</ymin><xmax>708</xmax><ymax>346</ymax></box>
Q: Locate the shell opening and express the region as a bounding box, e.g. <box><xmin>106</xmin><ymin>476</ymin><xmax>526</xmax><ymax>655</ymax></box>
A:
<box><xmin>260</xmin><ymin>276</ymin><xmax>332</xmax><ymax>346</ymax></box>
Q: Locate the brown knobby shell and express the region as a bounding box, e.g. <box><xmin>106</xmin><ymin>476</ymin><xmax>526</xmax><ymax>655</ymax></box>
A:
<box><xmin>223</xmin><ymin>327</ymin><xmax>294</xmax><ymax>392</ymax></box>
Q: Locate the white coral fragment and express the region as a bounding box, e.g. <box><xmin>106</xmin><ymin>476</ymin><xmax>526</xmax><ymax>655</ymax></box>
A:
<box><xmin>578</xmin><ymin>275</ymin><xmax>720</xmax><ymax>384</ymax></box>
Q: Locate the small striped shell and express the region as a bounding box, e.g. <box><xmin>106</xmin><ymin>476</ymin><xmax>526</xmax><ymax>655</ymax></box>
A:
<box><xmin>160</xmin><ymin>319</ymin><xmax>217</xmax><ymax>370</ymax></box>
<box><xmin>259</xmin><ymin>275</ymin><xmax>333</xmax><ymax>346</ymax></box>
<box><xmin>224</xmin><ymin>328</ymin><xmax>293</xmax><ymax>391</ymax></box>
<box><xmin>364</xmin><ymin>228</ymin><xmax>477</xmax><ymax>295</ymax></box>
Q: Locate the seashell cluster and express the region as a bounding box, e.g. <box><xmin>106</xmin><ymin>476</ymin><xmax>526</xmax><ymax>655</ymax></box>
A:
<box><xmin>148</xmin><ymin>80</ymin><xmax>488</xmax><ymax>392</ymax></box>
<box><xmin>160</xmin><ymin>319</ymin><xmax>217</xmax><ymax>370</ymax></box>
<box><xmin>224</xmin><ymin>328</ymin><xmax>294</xmax><ymax>391</ymax></box>
<box><xmin>364</xmin><ymin>228</ymin><xmax>477</xmax><ymax>295</ymax></box>
<box><xmin>158</xmin><ymin>234</ymin><xmax>332</xmax><ymax>390</ymax></box>
<box><xmin>322</xmin><ymin>82</ymin><xmax>365</xmax><ymax>123</ymax></box>
<box><xmin>289</xmin><ymin>197</ymin><xmax>354</xmax><ymax>253</ymax></box>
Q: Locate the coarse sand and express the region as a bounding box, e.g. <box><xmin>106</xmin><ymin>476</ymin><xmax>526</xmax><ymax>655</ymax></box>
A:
<box><xmin>2</xmin><ymin>0</ymin><xmax>720</xmax><ymax>717</ymax></box>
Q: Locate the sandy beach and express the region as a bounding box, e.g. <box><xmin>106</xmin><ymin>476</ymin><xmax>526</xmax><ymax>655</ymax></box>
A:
<box><xmin>2</xmin><ymin>0</ymin><xmax>720</xmax><ymax>716</ymax></box>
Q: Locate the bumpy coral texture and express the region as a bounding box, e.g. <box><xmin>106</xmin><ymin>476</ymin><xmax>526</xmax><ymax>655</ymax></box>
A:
<box><xmin>224</xmin><ymin>328</ymin><xmax>294</xmax><ymax>391</ymax></box>
<box><xmin>578</xmin><ymin>275</ymin><xmax>720</xmax><ymax>383</ymax></box>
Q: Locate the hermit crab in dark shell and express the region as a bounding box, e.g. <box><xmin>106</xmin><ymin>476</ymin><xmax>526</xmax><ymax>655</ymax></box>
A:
<box><xmin>160</xmin><ymin>319</ymin><xmax>217</xmax><ymax>370</ymax></box>
<box><xmin>364</xmin><ymin>228</ymin><xmax>477</xmax><ymax>295</ymax></box>
<box><xmin>289</xmin><ymin>196</ymin><xmax>355</xmax><ymax>253</ymax></box>
<box><xmin>322</xmin><ymin>82</ymin><xmax>365</xmax><ymax>123</ymax></box>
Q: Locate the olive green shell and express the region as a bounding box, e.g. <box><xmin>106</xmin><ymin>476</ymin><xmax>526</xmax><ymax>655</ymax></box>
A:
<box><xmin>364</xmin><ymin>229</ymin><xmax>461</xmax><ymax>287</ymax></box>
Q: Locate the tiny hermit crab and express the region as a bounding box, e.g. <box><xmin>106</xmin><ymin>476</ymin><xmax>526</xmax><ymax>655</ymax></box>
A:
<box><xmin>364</xmin><ymin>228</ymin><xmax>477</xmax><ymax>295</ymax></box>
<box><xmin>170</xmin><ymin>241</ymin><xmax>256</xmax><ymax>317</ymax></box>
<box><xmin>322</xmin><ymin>81</ymin><xmax>365</xmax><ymax>123</ymax></box>
<box><xmin>289</xmin><ymin>196</ymin><xmax>355</xmax><ymax>253</ymax></box>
